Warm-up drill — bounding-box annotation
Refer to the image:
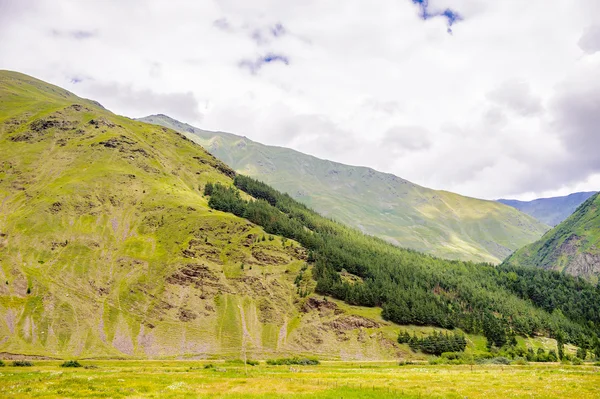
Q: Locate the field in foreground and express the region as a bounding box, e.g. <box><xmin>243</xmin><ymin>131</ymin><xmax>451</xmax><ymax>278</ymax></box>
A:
<box><xmin>1</xmin><ymin>360</ymin><xmax>599</xmax><ymax>398</ymax></box>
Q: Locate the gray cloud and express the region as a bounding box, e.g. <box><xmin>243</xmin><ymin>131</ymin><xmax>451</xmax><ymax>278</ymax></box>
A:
<box><xmin>2</xmin><ymin>0</ymin><xmax>599</xmax><ymax>200</ymax></box>
<box><xmin>579</xmin><ymin>25</ymin><xmax>600</xmax><ymax>54</ymax></box>
<box><xmin>80</xmin><ymin>81</ymin><xmax>202</xmax><ymax>123</ymax></box>
<box><xmin>553</xmin><ymin>73</ymin><xmax>600</xmax><ymax>173</ymax></box>
<box><xmin>482</xmin><ymin>107</ymin><xmax>508</xmax><ymax>127</ymax></box>
<box><xmin>382</xmin><ymin>126</ymin><xmax>431</xmax><ymax>151</ymax></box>
<box><xmin>487</xmin><ymin>80</ymin><xmax>543</xmax><ymax>117</ymax></box>
<box><xmin>51</xmin><ymin>29</ymin><xmax>97</xmax><ymax>40</ymax></box>
<box><xmin>213</xmin><ymin>18</ymin><xmax>231</xmax><ymax>31</ymax></box>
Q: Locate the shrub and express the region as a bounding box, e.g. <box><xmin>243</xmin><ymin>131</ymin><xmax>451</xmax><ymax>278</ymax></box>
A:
<box><xmin>513</xmin><ymin>357</ymin><xmax>528</xmax><ymax>365</ymax></box>
<box><xmin>428</xmin><ymin>357</ymin><xmax>445</xmax><ymax>365</ymax></box>
<box><xmin>266</xmin><ymin>357</ymin><xmax>319</xmax><ymax>366</ymax></box>
<box><xmin>61</xmin><ymin>360</ymin><xmax>82</xmax><ymax>368</ymax></box>
<box><xmin>441</xmin><ymin>352</ymin><xmax>461</xmax><ymax>360</ymax></box>
<box><xmin>12</xmin><ymin>360</ymin><xmax>33</xmax><ymax>367</ymax></box>
<box><xmin>487</xmin><ymin>357</ymin><xmax>511</xmax><ymax>365</ymax></box>
<box><xmin>225</xmin><ymin>359</ymin><xmax>259</xmax><ymax>366</ymax></box>
<box><xmin>0</xmin><ymin>360</ymin><xmax>4</xmax><ymax>367</ymax></box>
<box><xmin>572</xmin><ymin>357</ymin><xmax>584</xmax><ymax>365</ymax></box>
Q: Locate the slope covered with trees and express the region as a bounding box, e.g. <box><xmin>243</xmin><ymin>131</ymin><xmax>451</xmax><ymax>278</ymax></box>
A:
<box><xmin>504</xmin><ymin>193</ymin><xmax>600</xmax><ymax>281</ymax></box>
<box><xmin>205</xmin><ymin>176</ymin><xmax>600</xmax><ymax>352</ymax></box>
<box><xmin>140</xmin><ymin>114</ymin><xmax>549</xmax><ymax>264</ymax></box>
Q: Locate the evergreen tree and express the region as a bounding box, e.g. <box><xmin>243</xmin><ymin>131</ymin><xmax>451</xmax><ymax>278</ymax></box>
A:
<box><xmin>556</xmin><ymin>331</ymin><xmax>565</xmax><ymax>360</ymax></box>
<box><xmin>483</xmin><ymin>313</ymin><xmax>507</xmax><ymax>349</ymax></box>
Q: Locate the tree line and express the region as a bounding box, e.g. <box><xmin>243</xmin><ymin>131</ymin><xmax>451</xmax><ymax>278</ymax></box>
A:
<box><xmin>204</xmin><ymin>176</ymin><xmax>600</xmax><ymax>354</ymax></box>
<box><xmin>398</xmin><ymin>330</ymin><xmax>467</xmax><ymax>355</ymax></box>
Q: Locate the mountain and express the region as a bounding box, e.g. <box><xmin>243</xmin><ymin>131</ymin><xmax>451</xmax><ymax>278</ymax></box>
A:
<box><xmin>0</xmin><ymin>70</ymin><xmax>408</xmax><ymax>359</ymax></box>
<box><xmin>504</xmin><ymin>192</ymin><xmax>600</xmax><ymax>282</ymax></box>
<box><xmin>498</xmin><ymin>192</ymin><xmax>597</xmax><ymax>226</ymax></box>
<box><xmin>2</xmin><ymin>71</ymin><xmax>600</xmax><ymax>359</ymax></box>
<box><xmin>139</xmin><ymin>115</ymin><xmax>550</xmax><ymax>264</ymax></box>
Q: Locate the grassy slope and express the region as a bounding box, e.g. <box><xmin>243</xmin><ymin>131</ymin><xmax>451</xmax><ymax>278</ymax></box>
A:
<box><xmin>140</xmin><ymin>115</ymin><xmax>549</xmax><ymax>264</ymax></box>
<box><xmin>498</xmin><ymin>191</ymin><xmax>597</xmax><ymax>226</ymax></box>
<box><xmin>0</xmin><ymin>70</ymin><xmax>412</xmax><ymax>360</ymax></box>
<box><xmin>504</xmin><ymin>193</ymin><xmax>600</xmax><ymax>281</ymax></box>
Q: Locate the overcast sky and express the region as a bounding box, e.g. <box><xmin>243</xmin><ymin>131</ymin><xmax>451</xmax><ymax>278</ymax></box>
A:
<box><xmin>1</xmin><ymin>0</ymin><xmax>599</xmax><ymax>200</ymax></box>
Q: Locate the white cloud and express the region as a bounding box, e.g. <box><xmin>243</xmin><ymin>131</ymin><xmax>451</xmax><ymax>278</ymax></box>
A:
<box><xmin>0</xmin><ymin>0</ymin><xmax>598</xmax><ymax>200</ymax></box>
<box><xmin>487</xmin><ymin>80</ymin><xmax>543</xmax><ymax>117</ymax></box>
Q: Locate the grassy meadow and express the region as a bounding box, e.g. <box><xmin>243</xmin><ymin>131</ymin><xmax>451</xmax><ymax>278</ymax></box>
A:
<box><xmin>1</xmin><ymin>360</ymin><xmax>599</xmax><ymax>398</ymax></box>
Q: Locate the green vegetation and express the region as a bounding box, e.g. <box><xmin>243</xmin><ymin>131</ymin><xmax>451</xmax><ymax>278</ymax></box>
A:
<box><xmin>1</xmin><ymin>360</ymin><xmax>599</xmax><ymax>398</ymax></box>
<box><xmin>398</xmin><ymin>330</ymin><xmax>466</xmax><ymax>355</ymax></box>
<box><xmin>505</xmin><ymin>193</ymin><xmax>600</xmax><ymax>281</ymax></box>
<box><xmin>205</xmin><ymin>176</ymin><xmax>600</xmax><ymax>350</ymax></box>
<box><xmin>266</xmin><ymin>357</ymin><xmax>320</xmax><ymax>365</ymax></box>
<box><xmin>2</xmin><ymin>70</ymin><xmax>599</xmax><ymax>366</ymax></box>
<box><xmin>140</xmin><ymin>114</ymin><xmax>550</xmax><ymax>264</ymax></box>
<box><xmin>0</xmin><ymin>70</ymin><xmax>407</xmax><ymax>359</ymax></box>
<box><xmin>12</xmin><ymin>360</ymin><xmax>33</xmax><ymax>367</ymax></box>
<box><xmin>61</xmin><ymin>360</ymin><xmax>82</xmax><ymax>368</ymax></box>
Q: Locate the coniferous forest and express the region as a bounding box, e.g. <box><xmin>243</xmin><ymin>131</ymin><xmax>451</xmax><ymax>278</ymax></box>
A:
<box><xmin>205</xmin><ymin>176</ymin><xmax>600</xmax><ymax>353</ymax></box>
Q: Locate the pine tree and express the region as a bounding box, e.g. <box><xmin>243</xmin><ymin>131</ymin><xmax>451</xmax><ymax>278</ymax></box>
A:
<box><xmin>556</xmin><ymin>331</ymin><xmax>565</xmax><ymax>360</ymax></box>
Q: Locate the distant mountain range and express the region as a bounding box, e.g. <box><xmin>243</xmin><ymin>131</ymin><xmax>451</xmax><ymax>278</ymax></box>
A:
<box><xmin>504</xmin><ymin>193</ymin><xmax>600</xmax><ymax>281</ymax></box>
<box><xmin>498</xmin><ymin>192</ymin><xmax>597</xmax><ymax>226</ymax></box>
<box><xmin>140</xmin><ymin>114</ymin><xmax>550</xmax><ymax>264</ymax></box>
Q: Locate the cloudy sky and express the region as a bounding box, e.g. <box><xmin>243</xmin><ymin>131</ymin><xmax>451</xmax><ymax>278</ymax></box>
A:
<box><xmin>1</xmin><ymin>0</ymin><xmax>599</xmax><ymax>200</ymax></box>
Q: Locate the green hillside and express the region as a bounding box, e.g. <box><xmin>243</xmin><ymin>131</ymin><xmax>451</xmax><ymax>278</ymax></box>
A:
<box><xmin>140</xmin><ymin>115</ymin><xmax>549</xmax><ymax>264</ymax></box>
<box><xmin>2</xmin><ymin>71</ymin><xmax>600</xmax><ymax>362</ymax></box>
<box><xmin>504</xmin><ymin>193</ymin><xmax>600</xmax><ymax>282</ymax></box>
<box><xmin>202</xmin><ymin>173</ymin><xmax>600</xmax><ymax>351</ymax></box>
<box><xmin>498</xmin><ymin>192</ymin><xmax>597</xmax><ymax>226</ymax></box>
<box><xmin>0</xmin><ymin>71</ymin><xmax>409</xmax><ymax>360</ymax></box>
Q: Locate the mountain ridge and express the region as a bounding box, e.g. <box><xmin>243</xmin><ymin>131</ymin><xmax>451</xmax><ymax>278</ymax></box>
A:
<box><xmin>498</xmin><ymin>192</ymin><xmax>597</xmax><ymax>226</ymax></box>
<box><xmin>139</xmin><ymin>114</ymin><xmax>550</xmax><ymax>264</ymax></box>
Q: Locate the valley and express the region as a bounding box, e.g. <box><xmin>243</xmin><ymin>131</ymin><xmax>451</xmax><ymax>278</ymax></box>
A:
<box><xmin>1</xmin><ymin>71</ymin><xmax>599</xmax><ymax>399</ymax></box>
<box><xmin>2</xmin><ymin>1</ymin><xmax>598</xmax><ymax>397</ymax></box>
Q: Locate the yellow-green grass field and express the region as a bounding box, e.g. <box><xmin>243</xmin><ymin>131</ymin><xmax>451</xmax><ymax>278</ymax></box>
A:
<box><xmin>1</xmin><ymin>360</ymin><xmax>599</xmax><ymax>398</ymax></box>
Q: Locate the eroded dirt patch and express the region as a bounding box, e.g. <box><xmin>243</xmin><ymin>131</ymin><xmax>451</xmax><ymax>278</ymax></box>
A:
<box><xmin>324</xmin><ymin>315</ymin><xmax>380</xmax><ymax>331</ymax></box>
